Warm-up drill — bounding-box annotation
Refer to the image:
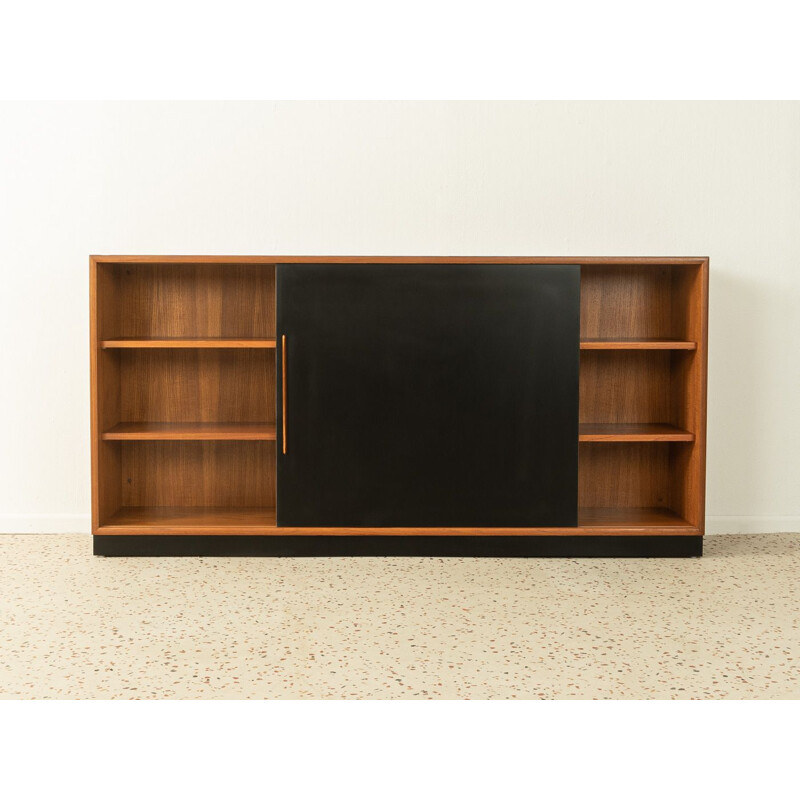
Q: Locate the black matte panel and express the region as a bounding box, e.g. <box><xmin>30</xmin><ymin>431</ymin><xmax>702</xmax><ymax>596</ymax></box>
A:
<box><xmin>94</xmin><ymin>536</ymin><xmax>703</xmax><ymax>558</ymax></box>
<box><xmin>276</xmin><ymin>263</ymin><xmax>580</xmax><ymax>527</ymax></box>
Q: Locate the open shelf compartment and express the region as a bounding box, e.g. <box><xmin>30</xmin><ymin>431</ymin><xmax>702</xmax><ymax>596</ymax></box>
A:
<box><xmin>579</xmin><ymin>349</ymin><xmax>697</xmax><ymax>432</ymax></box>
<box><xmin>95</xmin><ymin>262</ymin><xmax>275</xmax><ymax>340</ymax></box>
<box><xmin>96</xmin><ymin>440</ymin><xmax>277</xmax><ymax>531</ymax></box>
<box><xmin>580</xmin><ymin>263</ymin><xmax>702</xmax><ymax>343</ymax></box>
<box><xmin>577</xmin><ymin>441</ymin><xmax>698</xmax><ymax>531</ymax></box>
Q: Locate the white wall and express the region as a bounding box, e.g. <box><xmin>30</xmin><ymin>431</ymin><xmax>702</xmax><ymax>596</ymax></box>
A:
<box><xmin>1</xmin><ymin>101</ymin><xmax>798</xmax><ymax>533</ymax></box>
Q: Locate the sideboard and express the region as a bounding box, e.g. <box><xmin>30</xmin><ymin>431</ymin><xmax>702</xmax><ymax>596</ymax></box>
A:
<box><xmin>90</xmin><ymin>256</ymin><xmax>708</xmax><ymax>557</ymax></box>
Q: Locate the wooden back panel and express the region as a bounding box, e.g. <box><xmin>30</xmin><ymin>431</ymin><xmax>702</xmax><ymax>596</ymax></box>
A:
<box><xmin>119</xmin><ymin>350</ymin><xmax>276</xmax><ymax>423</ymax></box>
<box><xmin>120</xmin><ymin>442</ymin><xmax>276</xmax><ymax>507</ymax></box>
<box><xmin>107</xmin><ymin>263</ymin><xmax>275</xmax><ymax>338</ymax></box>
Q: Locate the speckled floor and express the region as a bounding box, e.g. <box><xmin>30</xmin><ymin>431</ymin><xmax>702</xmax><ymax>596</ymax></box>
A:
<box><xmin>1</xmin><ymin>534</ymin><xmax>798</xmax><ymax>699</ymax></box>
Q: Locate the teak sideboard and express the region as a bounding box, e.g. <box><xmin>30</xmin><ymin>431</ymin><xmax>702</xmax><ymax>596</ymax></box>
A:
<box><xmin>90</xmin><ymin>256</ymin><xmax>708</xmax><ymax>557</ymax></box>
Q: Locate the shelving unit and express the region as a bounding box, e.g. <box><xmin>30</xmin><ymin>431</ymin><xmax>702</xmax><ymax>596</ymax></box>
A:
<box><xmin>91</xmin><ymin>260</ymin><xmax>278</xmax><ymax>535</ymax></box>
<box><xmin>91</xmin><ymin>256</ymin><xmax>708</xmax><ymax>554</ymax></box>
<box><xmin>578</xmin><ymin>260</ymin><xmax>708</xmax><ymax>533</ymax></box>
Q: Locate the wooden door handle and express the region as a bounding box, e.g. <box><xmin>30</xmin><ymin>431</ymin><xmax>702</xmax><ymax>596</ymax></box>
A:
<box><xmin>281</xmin><ymin>335</ymin><xmax>287</xmax><ymax>454</ymax></box>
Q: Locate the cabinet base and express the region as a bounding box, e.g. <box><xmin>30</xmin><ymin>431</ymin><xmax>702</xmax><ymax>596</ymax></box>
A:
<box><xmin>93</xmin><ymin>534</ymin><xmax>703</xmax><ymax>558</ymax></box>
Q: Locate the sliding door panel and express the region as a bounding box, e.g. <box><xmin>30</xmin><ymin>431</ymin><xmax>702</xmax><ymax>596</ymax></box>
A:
<box><xmin>277</xmin><ymin>263</ymin><xmax>579</xmax><ymax>527</ymax></box>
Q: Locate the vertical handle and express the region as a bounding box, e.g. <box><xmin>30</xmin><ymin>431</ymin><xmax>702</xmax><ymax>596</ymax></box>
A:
<box><xmin>281</xmin><ymin>334</ymin><xmax>287</xmax><ymax>454</ymax></box>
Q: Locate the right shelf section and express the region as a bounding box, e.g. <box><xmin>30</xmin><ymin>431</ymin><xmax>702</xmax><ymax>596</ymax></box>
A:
<box><xmin>578</xmin><ymin>262</ymin><xmax>707</xmax><ymax>533</ymax></box>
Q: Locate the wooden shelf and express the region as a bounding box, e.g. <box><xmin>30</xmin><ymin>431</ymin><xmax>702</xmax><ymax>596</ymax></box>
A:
<box><xmin>579</xmin><ymin>507</ymin><xmax>695</xmax><ymax>530</ymax></box>
<box><xmin>580</xmin><ymin>338</ymin><xmax>696</xmax><ymax>350</ymax></box>
<box><xmin>105</xmin><ymin>337</ymin><xmax>695</xmax><ymax>351</ymax></box>
<box><xmin>101</xmin><ymin>337</ymin><xmax>277</xmax><ymax>349</ymax></box>
<box><xmin>101</xmin><ymin>506</ymin><xmax>277</xmax><ymax>533</ymax></box>
<box><xmin>103</xmin><ymin>422</ymin><xmax>277</xmax><ymax>441</ymax></box>
<box><xmin>101</xmin><ymin>506</ymin><xmax>695</xmax><ymax>535</ymax></box>
<box><xmin>579</xmin><ymin>423</ymin><xmax>694</xmax><ymax>442</ymax></box>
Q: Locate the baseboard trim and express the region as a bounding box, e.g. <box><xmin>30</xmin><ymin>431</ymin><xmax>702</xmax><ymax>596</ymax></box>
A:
<box><xmin>94</xmin><ymin>534</ymin><xmax>703</xmax><ymax>558</ymax></box>
<box><xmin>0</xmin><ymin>514</ymin><xmax>91</xmax><ymax>534</ymax></box>
<box><xmin>705</xmin><ymin>516</ymin><xmax>800</xmax><ymax>534</ymax></box>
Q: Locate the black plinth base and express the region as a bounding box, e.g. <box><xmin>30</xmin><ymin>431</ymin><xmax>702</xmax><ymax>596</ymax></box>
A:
<box><xmin>94</xmin><ymin>534</ymin><xmax>703</xmax><ymax>558</ymax></box>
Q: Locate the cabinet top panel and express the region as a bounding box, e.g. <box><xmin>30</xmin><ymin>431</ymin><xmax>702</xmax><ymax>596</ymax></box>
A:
<box><xmin>92</xmin><ymin>255</ymin><xmax>708</xmax><ymax>266</ymax></box>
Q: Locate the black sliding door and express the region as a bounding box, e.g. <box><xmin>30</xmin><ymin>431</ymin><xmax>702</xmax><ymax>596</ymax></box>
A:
<box><xmin>276</xmin><ymin>263</ymin><xmax>579</xmax><ymax>527</ymax></box>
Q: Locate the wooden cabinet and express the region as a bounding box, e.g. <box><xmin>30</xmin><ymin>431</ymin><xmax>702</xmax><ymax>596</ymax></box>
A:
<box><xmin>91</xmin><ymin>256</ymin><xmax>708</xmax><ymax>557</ymax></box>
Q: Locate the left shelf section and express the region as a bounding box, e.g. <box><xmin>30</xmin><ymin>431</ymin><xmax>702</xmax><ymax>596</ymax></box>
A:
<box><xmin>91</xmin><ymin>260</ymin><xmax>278</xmax><ymax>534</ymax></box>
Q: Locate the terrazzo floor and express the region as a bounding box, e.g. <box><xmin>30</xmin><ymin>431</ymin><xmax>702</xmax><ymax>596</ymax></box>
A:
<box><xmin>1</xmin><ymin>534</ymin><xmax>799</xmax><ymax>699</ymax></box>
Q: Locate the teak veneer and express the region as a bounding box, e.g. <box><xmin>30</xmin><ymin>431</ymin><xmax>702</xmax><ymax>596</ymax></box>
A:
<box><xmin>102</xmin><ymin>338</ymin><xmax>277</xmax><ymax>349</ymax></box>
<box><xmin>579</xmin><ymin>338</ymin><xmax>697</xmax><ymax>350</ymax></box>
<box><xmin>102</xmin><ymin>422</ymin><xmax>278</xmax><ymax>441</ymax></box>
<box><xmin>91</xmin><ymin>256</ymin><xmax>708</xmax><ymax>557</ymax></box>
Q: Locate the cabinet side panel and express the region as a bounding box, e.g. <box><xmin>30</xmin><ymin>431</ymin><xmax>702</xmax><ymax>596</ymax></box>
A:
<box><xmin>670</xmin><ymin>263</ymin><xmax>708</xmax><ymax>528</ymax></box>
<box><xmin>92</xmin><ymin>260</ymin><xmax>122</xmax><ymax>528</ymax></box>
<box><xmin>90</xmin><ymin>258</ymin><xmax>99</xmax><ymax>530</ymax></box>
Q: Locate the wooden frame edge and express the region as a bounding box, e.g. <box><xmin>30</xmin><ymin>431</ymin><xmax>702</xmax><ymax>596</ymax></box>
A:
<box><xmin>697</xmin><ymin>257</ymin><xmax>710</xmax><ymax>534</ymax></box>
<box><xmin>89</xmin><ymin>255</ymin><xmax>100</xmax><ymax>535</ymax></box>
<box><xmin>94</xmin><ymin>526</ymin><xmax>702</xmax><ymax>537</ymax></box>
<box><xmin>90</xmin><ymin>255</ymin><xmax>710</xmax><ymax>266</ymax></box>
